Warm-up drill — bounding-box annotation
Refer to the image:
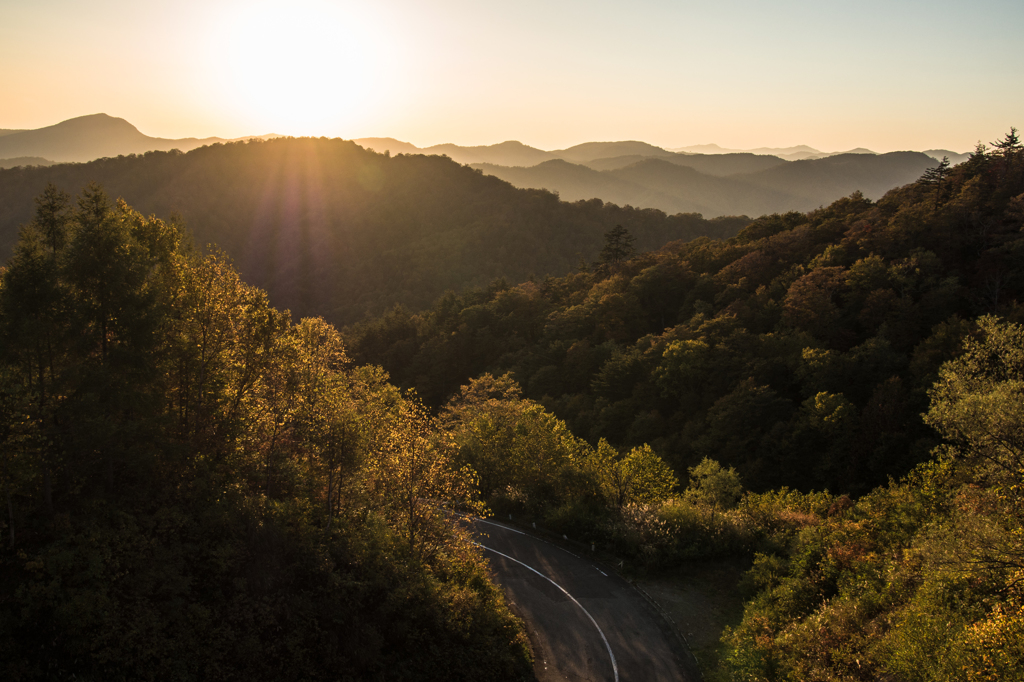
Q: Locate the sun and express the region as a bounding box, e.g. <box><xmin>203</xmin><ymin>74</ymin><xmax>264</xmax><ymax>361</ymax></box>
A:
<box><xmin>211</xmin><ymin>0</ymin><xmax>395</xmax><ymax>135</ymax></box>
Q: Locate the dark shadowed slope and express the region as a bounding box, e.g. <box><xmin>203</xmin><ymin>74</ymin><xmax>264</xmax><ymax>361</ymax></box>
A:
<box><xmin>735</xmin><ymin>151</ymin><xmax>937</xmax><ymax>203</ymax></box>
<box><xmin>606</xmin><ymin>159</ymin><xmax>800</xmax><ymax>215</ymax></box>
<box><xmin>586</xmin><ymin>152</ymin><xmax>787</xmax><ymax>176</ymax></box>
<box><xmin>0</xmin><ymin>137</ymin><xmax>748</xmax><ymax>326</ymax></box>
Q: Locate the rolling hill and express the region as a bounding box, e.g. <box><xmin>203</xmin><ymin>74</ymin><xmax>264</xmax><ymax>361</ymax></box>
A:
<box><xmin>550</xmin><ymin>140</ymin><xmax>677</xmax><ymax>164</ymax></box>
<box><xmin>0</xmin><ymin>157</ymin><xmax>54</xmax><ymax>169</ymax></box>
<box><xmin>0</xmin><ymin>137</ymin><xmax>748</xmax><ymax>326</ymax></box>
<box><xmin>584</xmin><ymin>152</ymin><xmax>786</xmax><ymax>175</ymax></box>
<box><xmin>355</xmin><ymin>137</ymin><xmax>558</xmax><ymax>167</ymax></box>
<box><xmin>924</xmin><ymin>148</ymin><xmax>972</xmax><ymax>164</ymax></box>
<box><xmin>425</xmin><ymin>140</ymin><xmax>556</xmax><ymax>166</ymax></box>
<box><xmin>475</xmin><ymin>151</ymin><xmax>937</xmax><ymax>218</ymax></box>
<box><xmin>733</xmin><ymin>151</ymin><xmax>938</xmax><ymax>202</ymax></box>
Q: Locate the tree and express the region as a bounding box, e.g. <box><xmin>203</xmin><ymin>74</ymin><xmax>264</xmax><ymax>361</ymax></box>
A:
<box><xmin>782</xmin><ymin>266</ymin><xmax>847</xmax><ymax>338</ymax></box>
<box><xmin>442</xmin><ymin>373</ymin><xmax>590</xmax><ymax>506</ymax></box>
<box><xmin>362</xmin><ymin>396</ymin><xmax>483</xmax><ymax>562</ymax></box>
<box><xmin>599</xmin><ymin>224</ymin><xmax>636</xmax><ymax>265</ymax></box>
<box><xmin>921</xmin><ymin>156</ymin><xmax>951</xmax><ymax>208</ymax></box>
<box><xmin>292</xmin><ymin>317</ymin><xmax>361</xmax><ymax>526</ymax></box>
<box><xmin>32</xmin><ymin>182</ymin><xmax>72</xmax><ymax>255</ymax></box>
<box><xmin>925</xmin><ymin>315</ymin><xmax>1024</xmax><ymax>486</ymax></box>
<box><xmin>992</xmin><ymin>127</ymin><xmax>1021</xmax><ymax>155</ymax></box>
<box><xmin>588</xmin><ymin>439</ymin><xmax>678</xmax><ymax>509</ymax></box>
<box><xmin>617</xmin><ymin>443</ymin><xmax>679</xmax><ymax>506</ymax></box>
<box><xmin>685</xmin><ymin>457</ymin><xmax>743</xmax><ymax>511</ymax></box>
<box><xmin>0</xmin><ymin>365</ymin><xmax>35</xmax><ymax>546</ymax></box>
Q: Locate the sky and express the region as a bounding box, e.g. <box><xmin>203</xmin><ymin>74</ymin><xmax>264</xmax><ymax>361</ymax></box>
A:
<box><xmin>1</xmin><ymin>0</ymin><xmax>1021</xmax><ymax>153</ymax></box>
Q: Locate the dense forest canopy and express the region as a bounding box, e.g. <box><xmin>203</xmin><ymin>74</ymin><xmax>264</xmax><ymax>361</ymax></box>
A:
<box><xmin>0</xmin><ymin>136</ymin><xmax>749</xmax><ymax>326</ymax></box>
<box><xmin>347</xmin><ymin>133</ymin><xmax>1024</xmax><ymax>497</ymax></box>
<box><xmin>0</xmin><ymin>185</ymin><xmax>534</xmax><ymax>680</ymax></box>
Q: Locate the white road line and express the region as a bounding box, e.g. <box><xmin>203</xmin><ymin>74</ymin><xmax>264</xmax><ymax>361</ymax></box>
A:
<box><xmin>596</xmin><ymin>567</ymin><xmax>608</xmax><ymax>576</ymax></box>
<box><xmin>473</xmin><ymin>517</ymin><xmax>528</xmax><ymax>535</ymax></box>
<box><xmin>478</xmin><ymin>542</ymin><xmax>620</xmax><ymax>682</ymax></box>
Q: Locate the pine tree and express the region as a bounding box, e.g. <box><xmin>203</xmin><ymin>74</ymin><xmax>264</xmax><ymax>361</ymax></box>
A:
<box><xmin>599</xmin><ymin>224</ymin><xmax>636</xmax><ymax>265</ymax></box>
<box><xmin>992</xmin><ymin>127</ymin><xmax>1021</xmax><ymax>155</ymax></box>
<box><xmin>921</xmin><ymin>156</ymin><xmax>951</xmax><ymax>207</ymax></box>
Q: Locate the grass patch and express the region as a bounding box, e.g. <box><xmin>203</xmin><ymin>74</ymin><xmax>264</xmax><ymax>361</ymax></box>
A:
<box><xmin>637</xmin><ymin>559</ymin><xmax>748</xmax><ymax>679</ymax></box>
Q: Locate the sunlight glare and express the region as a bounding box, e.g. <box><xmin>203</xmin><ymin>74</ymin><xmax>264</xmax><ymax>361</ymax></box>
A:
<box><xmin>213</xmin><ymin>0</ymin><xmax>393</xmax><ymax>135</ymax></box>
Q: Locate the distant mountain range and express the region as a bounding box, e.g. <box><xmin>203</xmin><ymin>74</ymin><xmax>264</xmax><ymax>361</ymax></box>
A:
<box><xmin>471</xmin><ymin>152</ymin><xmax>936</xmax><ymax>218</ymax></box>
<box><xmin>354</xmin><ymin>137</ymin><xmax>955</xmax><ymax>217</ymax></box>
<box><xmin>358</xmin><ymin>138</ymin><xmax>968</xmax><ymax>167</ymax></box>
<box><xmin>0</xmin><ymin>157</ymin><xmax>54</xmax><ymax>170</ymax></box>
<box><xmin>0</xmin><ymin>114</ymin><xmax>960</xmax><ymax>219</ymax></box>
<box><xmin>0</xmin><ymin>114</ymin><xmax>278</xmax><ymax>163</ymax></box>
<box><xmin>670</xmin><ymin>143</ymin><xmax>853</xmax><ymax>161</ymax></box>
<box><xmin>923</xmin><ymin>149</ymin><xmax>972</xmax><ymax>165</ymax></box>
<box><xmin>669</xmin><ymin>143</ymin><xmax>971</xmax><ymax>165</ymax></box>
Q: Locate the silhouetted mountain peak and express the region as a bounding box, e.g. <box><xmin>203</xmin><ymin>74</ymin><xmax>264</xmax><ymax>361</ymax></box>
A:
<box><xmin>489</xmin><ymin>140</ymin><xmax>536</xmax><ymax>151</ymax></box>
<box><xmin>53</xmin><ymin>112</ymin><xmax>142</xmax><ymax>132</ymax></box>
<box><xmin>555</xmin><ymin>141</ymin><xmax>674</xmax><ymax>164</ymax></box>
<box><xmin>48</xmin><ymin>113</ymin><xmax>153</xmax><ymax>145</ymax></box>
<box><xmin>924</xmin><ymin>149</ymin><xmax>972</xmax><ymax>165</ymax></box>
<box><xmin>616</xmin><ymin>157</ymin><xmax>702</xmax><ymax>175</ymax></box>
<box><xmin>354</xmin><ymin>137</ymin><xmax>423</xmax><ymax>156</ymax></box>
<box><xmin>0</xmin><ymin>113</ymin><xmax>226</xmax><ymax>162</ymax></box>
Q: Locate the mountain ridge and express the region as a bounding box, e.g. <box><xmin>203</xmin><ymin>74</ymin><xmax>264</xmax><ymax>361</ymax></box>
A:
<box><xmin>0</xmin><ymin>136</ymin><xmax>748</xmax><ymax>326</ymax></box>
<box><xmin>473</xmin><ymin>151</ymin><xmax>936</xmax><ymax>218</ymax></box>
<box><xmin>0</xmin><ymin>113</ymin><xmax>279</xmax><ymax>163</ymax></box>
<box><xmin>3</xmin><ymin>113</ymin><xmax>964</xmax><ymax>172</ymax></box>
<box><xmin>0</xmin><ymin>157</ymin><xmax>54</xmax><ymax>169</ymax></box>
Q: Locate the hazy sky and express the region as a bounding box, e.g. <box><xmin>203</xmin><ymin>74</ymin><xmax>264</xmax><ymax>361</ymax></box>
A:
<box><xmin>1</xmin><ymin>0</ymin><xmax>1021</xmax><ymax>152</ymax></box>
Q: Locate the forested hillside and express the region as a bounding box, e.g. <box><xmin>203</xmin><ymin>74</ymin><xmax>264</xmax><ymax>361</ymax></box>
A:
<box><xmin>0</xmin><ymin>137</ymin><xmax>748</xmax><ymax>325</ymax></box>
<box><xmin>0</xmin><ymin>186</ymin><xmax>533</xmax><ymax>680</ymax></box>
<box><xmin>346</xmin><ymin>130</ymin><xmax>1024</xmax><ymax>680</ymax></box>
<box><xmin>348</xmin><ymin>134</ymin><xmax>1024</xmax><ymax>497</ymax></box>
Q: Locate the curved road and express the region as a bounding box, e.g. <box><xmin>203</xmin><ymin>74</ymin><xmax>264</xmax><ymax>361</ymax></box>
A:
<box><xmin>473</xmin><ymin>519</ymin><xmax>695</xmax><ymax>682</ymax></box>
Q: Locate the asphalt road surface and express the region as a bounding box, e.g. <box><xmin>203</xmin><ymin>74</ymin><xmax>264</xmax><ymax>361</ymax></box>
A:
<box><xmin>473</xmin><ymin>519</ymin><xmax>695</xmax><ymax>682</ymax></box>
